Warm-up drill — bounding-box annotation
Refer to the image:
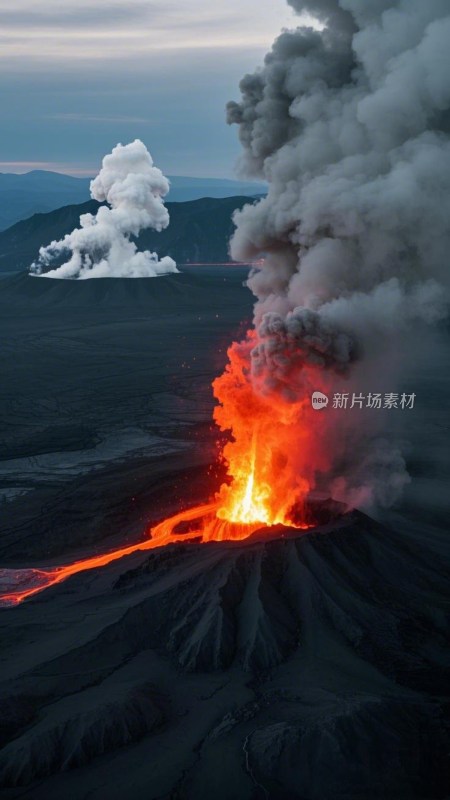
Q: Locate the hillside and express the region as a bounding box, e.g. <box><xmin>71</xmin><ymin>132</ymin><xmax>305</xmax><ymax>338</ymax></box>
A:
<box><xmin>0</xmin><ymin>514</ymin><xmax>448</xmax><ymax>798</ymax></box>
<box><xmin>0</xmin><ymin>171</ymin><xmax>265</xmax><ymax>231</ymax></box>
<box><xmin>0</xmin><ymin>195</ymin><xmax>255</xmax><ymax>273</ymax></box>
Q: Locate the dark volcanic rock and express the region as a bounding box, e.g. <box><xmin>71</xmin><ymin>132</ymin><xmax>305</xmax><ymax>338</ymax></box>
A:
<box><xmin>0</xmin><ymin>683</ymin><xmax>165</xmax><ymax>788</ymax></box>
<box><xmin>0</xmin><ymin>511</ymin><xmax>448</xmax><ymax>799</ymax></box>
<box><xmin>245</xmin><ymin>697</ymin><xmax>450</xmax><ymax>800</ymax></box>
<box><xmin>0</xmin><ymin>266</ymin><xmax>252</xmax><ymax>562</ymax></box>
<box><xmin>100</xmin><ymin>508</ymin><xmax>449</xmax><ymax>690</ymax></box>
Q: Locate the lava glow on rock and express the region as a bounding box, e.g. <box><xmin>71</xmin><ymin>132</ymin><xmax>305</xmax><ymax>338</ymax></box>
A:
<box><xmin>0</xmin><ymin>330</ymin><xmax>322</xmax><ymax>607</ymax></box>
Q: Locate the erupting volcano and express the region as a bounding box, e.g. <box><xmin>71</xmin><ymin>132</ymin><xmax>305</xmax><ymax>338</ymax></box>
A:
<box><xmin>1</xmin><ymin>3</ymin><xmax>449</xmax><ymax>798</ymax></box>
<box><xmin>0</xmin><ymin>324</ymin><xmax>330</xmax><ymax>607</ymax></box>
<box><xmin>3</xmin><ymin>0</ymin><xmax>449</xmax><ymax>615</ymax></box>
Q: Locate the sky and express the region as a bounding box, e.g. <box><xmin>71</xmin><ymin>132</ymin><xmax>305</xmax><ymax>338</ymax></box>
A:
<box><xmin>0</xmin><ymin>0</ymin><xmax>314</xmax><ymax>178</ymax></box>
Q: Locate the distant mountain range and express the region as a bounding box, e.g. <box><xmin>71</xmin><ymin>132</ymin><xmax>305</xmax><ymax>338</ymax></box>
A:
<box><xmin>0</xmin><ymin>170</ymin><xmax>266</xmax><ymax>231</ymax></box>
<box><xmin>0</xmin><ymin>196</ymin><xmax>257</xmax><ymax>273</ymax></box>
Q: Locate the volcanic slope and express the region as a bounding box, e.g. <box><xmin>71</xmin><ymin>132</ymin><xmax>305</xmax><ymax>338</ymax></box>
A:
<box><xmin>0</xmin><ymin>508</ymin><xmax>448</xmax><ymax>800</ymax></box>
<box><xmin>0</xmin><ymin>266</ymin><xmax>449</xmax><ymax>799</ymax></box>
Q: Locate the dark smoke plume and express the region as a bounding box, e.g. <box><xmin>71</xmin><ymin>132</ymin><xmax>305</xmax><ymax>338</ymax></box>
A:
<box><xmin>227</xmin><ymin>0</ymin><xmax>449</xmax><ymax>507</ymax></box>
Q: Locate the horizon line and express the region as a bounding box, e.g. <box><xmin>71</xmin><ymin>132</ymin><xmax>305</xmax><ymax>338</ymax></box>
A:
<box><xmin>0</xmin><ymin>162</ymin><xmax>266</xmax><ymax>182</ymax></box>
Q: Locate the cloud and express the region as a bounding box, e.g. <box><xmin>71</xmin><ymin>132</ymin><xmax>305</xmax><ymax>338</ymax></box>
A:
<box><xmin>0</xmin><ymin>0</ymin><xmax>315</xmax><ymax>178</ymax></box>
<box><xmin>0</xmin><ymin>3</ymin><xmax>151</xmax><ymax>29</ymax></box>
<box><xmin>0</xmin><ymin>0</ymin><xmax>300</xmax><ymax>64</ymax></box>
<box><xmin>0</xmin><ymin>161</ymin><xmax>95</xmax><ymax>175</ymax></box>
<box><xmin>49</xmin><ymin>113</ymin><xmax>153</xmax><ymax>124</ymax></box>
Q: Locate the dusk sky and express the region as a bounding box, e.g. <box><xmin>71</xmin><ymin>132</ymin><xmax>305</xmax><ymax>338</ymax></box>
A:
<box><xmin>0</xmin><ymin>0</ymin><xmax>316</xmax><ymax>178</ymax></box>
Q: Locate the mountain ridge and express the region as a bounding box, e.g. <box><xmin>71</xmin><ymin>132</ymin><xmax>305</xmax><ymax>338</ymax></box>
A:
<box><xmin>0</xmin><ymin>195</ymin><xmax>257</xmax><ymax>273</ymax></box>
<box><xmin>0</xmin><ymin>170</ymin><xmax>266</xmax><ymax>231</ymax></box>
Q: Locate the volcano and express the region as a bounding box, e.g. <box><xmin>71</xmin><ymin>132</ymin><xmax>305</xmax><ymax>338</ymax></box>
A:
<box><xmin>1</xmin><ymin>262</ymin><xmax>449</xmax><ymax>799</ymax></box>
<box><xmin>0</xmin><ymin>502</ymin><xmax>448</xmax><ymax>799</ymax></box>
<box><xmin>0</xmin><ymin>498</ymin><xmax>342</xmax><ymax>606</ymax></box>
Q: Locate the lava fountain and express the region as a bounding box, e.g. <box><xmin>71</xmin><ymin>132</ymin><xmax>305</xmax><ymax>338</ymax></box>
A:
<box><xmin>0</xmin><ymin>327</ymin><xmax>326</xmax><ymax>607</ymax></box>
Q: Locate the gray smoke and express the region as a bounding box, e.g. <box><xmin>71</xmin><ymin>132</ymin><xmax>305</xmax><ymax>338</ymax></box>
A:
<box><xmin>30</xmin><ymin>139</ymin><xmax>178</xmax><ymax>280</ymax></box>
<box><xmin>251</xmin><ymin>308</ymin><xmax>355</xmax><ymax>400</ymax></box>
<box><xmin>226</xmin><ymin>0</ymin><xmax>450</xmax><ymax>508</ymax></box>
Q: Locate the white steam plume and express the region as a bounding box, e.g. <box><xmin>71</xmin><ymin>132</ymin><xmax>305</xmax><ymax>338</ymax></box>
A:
<box><xmin>226</xmin><ymin>0</ymin><xmax>450</xmax><ymax>508</ymax></box>
<box><xmin>30</xmin><ymin>139</ymin><xmax>178</xmax><ymax>279</ymax></box>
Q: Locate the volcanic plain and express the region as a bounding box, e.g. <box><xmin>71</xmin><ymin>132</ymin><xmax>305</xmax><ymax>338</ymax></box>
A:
<box><xmin>0</xmin><ymin>267</ymin><xmax>448</xmax><ymax>799</ymax></box>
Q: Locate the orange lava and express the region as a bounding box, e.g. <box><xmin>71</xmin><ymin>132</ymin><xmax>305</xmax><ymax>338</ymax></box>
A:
<box><xmin>212</xmin><ymin>331</ymin><xmax>330</xmax><ymax>528</ymax></box>
<box><xmin>0</xmin><ymin>500</ymin><xmax>304</xmax><ymax>607</ymax></box>
<box><xmin>1</xmin><ymin>328</ymin><xmax>324</xmax><ymax>607</ymax></box>
<box><xmin>0</xmin><ymin>502</ymin><xmax>212</xmax><ymax>606</ymax></box>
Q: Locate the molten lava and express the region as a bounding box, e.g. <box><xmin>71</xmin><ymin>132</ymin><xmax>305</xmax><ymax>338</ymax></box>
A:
<box><xmin>0</xmin><ymin>328</ymin><xmax>326</xmax><ymax>607</ymax></box>
<box><xmin>212</xmin><ymin>332</ymin><xmax>331</xmax><ymax>529</ymax></box>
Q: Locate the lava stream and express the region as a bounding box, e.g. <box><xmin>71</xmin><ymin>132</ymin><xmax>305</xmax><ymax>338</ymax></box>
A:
<box><xmin>0</xmin><ymin>500</ymin><xmax>310</xmax><ymax>607</ymax></box>
<box><xmin>1</xmin><ymin>328</ymin><xmax>322</xmax><ymax>607</ymax></box>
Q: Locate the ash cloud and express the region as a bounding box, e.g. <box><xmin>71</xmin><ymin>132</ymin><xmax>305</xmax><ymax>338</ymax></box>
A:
<box><xmin>227</xmin><ymin>0</ymin><xmax>450</xmax><ymax>507</ymax></box>
<box><xmin>251</xmin><ymin>308</ymin><xmax>355</xmax><ymax>400</ymax></box>
<box><xmin>30</xmin><ymin>139</ymin><xmax>178</xmax><ymax>280</ymax></box>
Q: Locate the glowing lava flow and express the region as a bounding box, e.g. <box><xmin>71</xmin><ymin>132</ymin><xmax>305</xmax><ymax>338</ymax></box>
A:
<box><xmin>0</xmin><ymin>498</ymin><xmax>304</xmax><ymax>607</ymax></box>
<box><xmin>0</xmin><ymin>502</ymin><xmax>209</xmax><ymax>606</ymax></box>
<box><xmin>0</xmin><ymin>328</ymin><xmax>322</xmax><ymax>607</ymax></box>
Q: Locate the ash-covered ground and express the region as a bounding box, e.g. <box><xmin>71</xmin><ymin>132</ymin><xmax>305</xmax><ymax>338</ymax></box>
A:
<box><xmin>0</xmin><ymin>268</ymin><xmax>449</xmax><ymax>799</ymax></box>
<box><xmin>0</xmin><ymin>267</ymin><xmax>253</xmax><ymax>563</ymax></box>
